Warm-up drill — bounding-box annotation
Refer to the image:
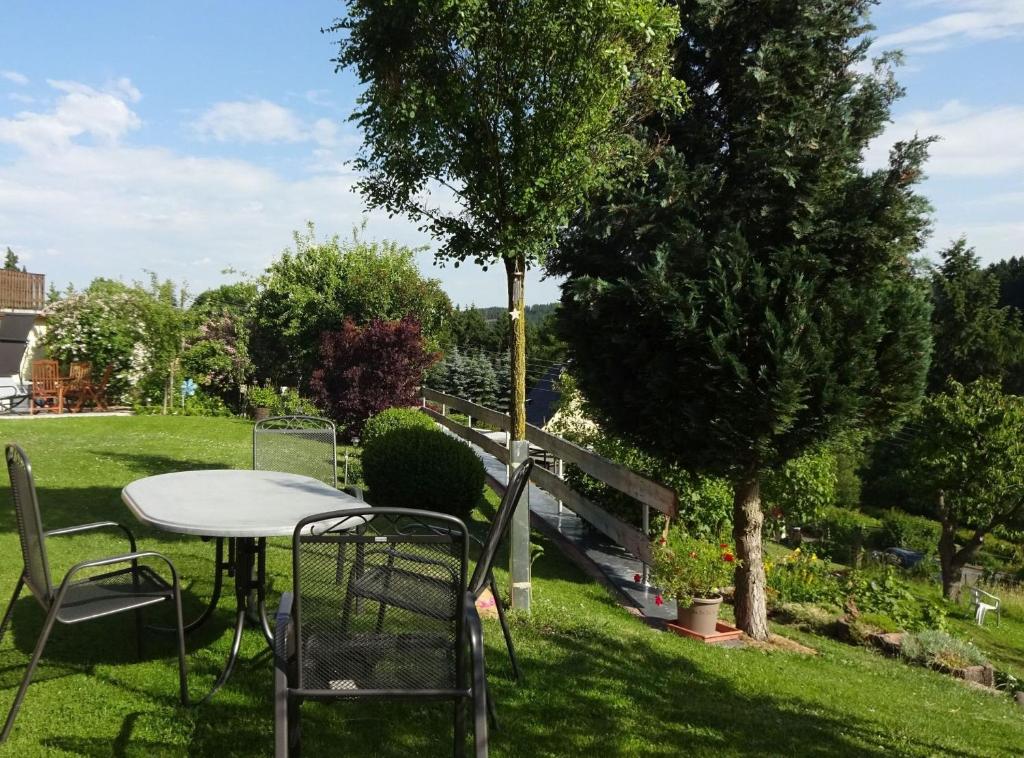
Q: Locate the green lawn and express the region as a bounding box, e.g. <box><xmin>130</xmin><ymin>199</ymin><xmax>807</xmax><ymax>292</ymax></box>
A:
<box><xmin>0</xmin><ymin>416</ymin><xmax>1021</xmax><ymax>756</ymax></box>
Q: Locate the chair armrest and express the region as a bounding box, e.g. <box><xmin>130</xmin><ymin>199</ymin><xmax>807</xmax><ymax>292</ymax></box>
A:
<box><xmin>53</xmin><ymin>550</ymin><xmax>180</xmax><ymax>602</ymax></box>
<box><xmin>46</xmin><ymin>521</ymin><xmax>137</xmax><ymax>552</ymax></box>
<box><xmin>975</xmin><ymin>588</ymin><xmax>999</xmax><ymax>603</ymax></box>
<box><xmin>274</xmin><ymin>592</ymin><xmax>295</xmax><ymax>660</ymax></box>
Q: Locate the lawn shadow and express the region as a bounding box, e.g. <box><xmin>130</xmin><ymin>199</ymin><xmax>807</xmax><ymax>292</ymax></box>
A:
<box><xmin>244</xmin><ymin>616</ymin><xmax>977</xmax><ymax>758</ymax></box>
<box><xmin>44</xmin><ymin>711</ymin><xmax>188</xmax><ymax>757</ymax></box>
<box><xmin>95</xmin><ymin>450</ymin><xmax>231</xmax><ymax>478</ymax></box>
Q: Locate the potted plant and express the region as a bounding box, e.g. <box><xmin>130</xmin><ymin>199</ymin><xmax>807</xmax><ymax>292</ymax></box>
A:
<box><xmin>651</xmin><ymin>528</ymin><xmax>738</xmax><ymax>635</ymax></box>
<box><xmin>248</xmin><ymin>385</ymin><xmax>279</xmax><ymax>421</ymax></box>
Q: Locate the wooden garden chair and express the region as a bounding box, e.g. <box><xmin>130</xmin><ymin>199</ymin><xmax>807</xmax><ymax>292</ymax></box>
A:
<box><xmin>63</xmin><ymin>361</ymin><xmax>92</xmax><ymax>413</ymax></box>
<box><xmin>87</xmin><ymin>364</ymin><xmax>114</xmax><ymax>411</ymax></box>
<box><xmin>29</xmin><ymin>360</ymin><xmax>62</xmax><ymax>415</ymax></box>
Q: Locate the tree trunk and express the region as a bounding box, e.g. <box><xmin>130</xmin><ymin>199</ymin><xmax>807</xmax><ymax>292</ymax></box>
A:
<box><xmin>505</xmin><ymin>254</ymin><xmax>527</xmax><ymax>440</ymax></box>
<box><xmin>732</xmin><ymin>471</ymin><xmax>770</xmax><ymax>641</ymax></box>
<box><xmin>937</xmin><ymin>497</ymin><xmax>962</xmax><ymax>599</ymax></box>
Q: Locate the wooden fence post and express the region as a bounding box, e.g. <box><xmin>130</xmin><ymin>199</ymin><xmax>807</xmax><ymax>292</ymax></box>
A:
<box><xmin>509</xmin><ymin>439</ymin><xmax>531</xmax><ymax>611</ymax></box>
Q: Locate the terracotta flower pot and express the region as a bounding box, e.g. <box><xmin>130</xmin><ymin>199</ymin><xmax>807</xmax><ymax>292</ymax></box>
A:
<box><xmin>676</xmin><ymin>595</ymin><xmax>723</xmax><ymax>636</ymax></box>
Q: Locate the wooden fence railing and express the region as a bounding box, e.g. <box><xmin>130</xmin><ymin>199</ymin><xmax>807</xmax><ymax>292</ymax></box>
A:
<box><xmin>420</xmin><ymin>387</ymin><xmax>677</xmax><ymax>566</ymax></box>
<box><xmin>0</xmin><ymin>270</ymin><xmax>45</xmax><ymax>311</ymax></box>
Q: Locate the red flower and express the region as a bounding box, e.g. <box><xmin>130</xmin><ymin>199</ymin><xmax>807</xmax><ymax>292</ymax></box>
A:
<box><xmin>719</xmin><ymin>543</ymin><xmax>728</xmax><ymax>549</ymax></box>
<box><xmin>723</xmin><ymin>553</ymin><xmax>735</xmax><ymax>562</ymax></box>
<box><xmin>658</xmin><ymin>537</ymin><xmax>666</xmax><ymax>545</ymax></box>
<box><xmin>654</xmin><ymin>595</ymin><xmax>664</xmax><ymax>606</ymax></box>
<box><xmin>633</xmin><ymin>573</ymin><xmax>641</xmax><ymax>583</ymax></box>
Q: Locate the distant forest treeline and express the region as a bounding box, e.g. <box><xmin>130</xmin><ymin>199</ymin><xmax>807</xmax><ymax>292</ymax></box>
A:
<box><xmin>471</xmin><ymin>302</ymin><xmax>557</xmax><ymax>325</ymax></box>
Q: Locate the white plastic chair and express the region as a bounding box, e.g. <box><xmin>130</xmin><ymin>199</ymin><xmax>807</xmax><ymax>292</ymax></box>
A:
<box><xmin>968</xmin><ymin>587</ymin><xmax>1000</xmax><ymax>626</ymax></box>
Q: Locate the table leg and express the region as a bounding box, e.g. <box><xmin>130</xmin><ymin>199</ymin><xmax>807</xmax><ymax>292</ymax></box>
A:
<box><xmin>147</xmin><ymin>537</ymin><xmax>227</xmax><ymax>635</ymax></box>
<box><xmin>200</xmin><ymin>537</ymin><xmax>273</xmax><ymax>700</ymax></box>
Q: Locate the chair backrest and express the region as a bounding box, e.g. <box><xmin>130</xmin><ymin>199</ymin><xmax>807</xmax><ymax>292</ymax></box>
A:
<box><xmin>31</xmin><ymin>360</ymin><xmax>60</xmax><ymax>394</ymax></box>
<box><xmin>68</xmin><ymin>361</ymin><xmax>92</xmax><ymax>384</ymax></box>
<box><xmin>5</xmin><ymin>445</ymin><xmax>54</xmax><ymax>605</ymax></box>
<box><xmin>468</xmin><ymin>459</ymin><xmax>533</xmax><ymax>597</ymax></box>
<box><xmin>291</xmin><ymin>507</ymin><xmax>469</xmax><ymax>694</ymax></box>
<box><xmin>95</xmin><ymin>363</ymin><xmax>114</xmax><ymax>389</ymax></box>
<box><xmin>253</xmin><ymin>415</ymin><xmax>337</xmax><ymax>488</ymax></box>
<box><xmin>969</xmin><ymin>586</ymin><xmax>997</xmax><ymax>605</ymax></box>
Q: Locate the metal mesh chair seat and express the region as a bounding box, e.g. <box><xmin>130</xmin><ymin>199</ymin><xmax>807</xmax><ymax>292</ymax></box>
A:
<box><xmin>55</xmin><ymin>565</ymin><xmax>174</xmax><ymax>624</ymax></box>
<box><xmin>301</xmin><ymin>629</ymin><xmax>456</xmax><ymax>692</ymax></box>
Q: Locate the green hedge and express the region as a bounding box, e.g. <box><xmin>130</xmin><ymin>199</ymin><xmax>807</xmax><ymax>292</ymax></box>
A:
<box><xmin>816</xmin><ymin>507</ymin><xmax>882</xmax><ymax>563</ymax></box>
<box><xmin>362</xmin><ymin>407</ymin><xmax>435</xmax><ymax>447</ymax></box>
<box><xmin>362</xmin><ymin>426</ymin><xmax>485</xmax><ymax>520</ymax></box>
<box><xmin>880</xmin><ymin>510</ymin><xmax>941</xmax><ymax>556</ymax></box>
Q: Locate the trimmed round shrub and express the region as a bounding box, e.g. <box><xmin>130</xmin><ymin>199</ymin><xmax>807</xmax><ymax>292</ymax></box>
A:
<box><xmin>362</xmin><ymin>426</ymin><xmax>485</xmax><ymax>519</ymax></box>
<box><xmin>362</xmin><ymin>407</ymin><xmax>435</xmax><ymax>447</ymax></box>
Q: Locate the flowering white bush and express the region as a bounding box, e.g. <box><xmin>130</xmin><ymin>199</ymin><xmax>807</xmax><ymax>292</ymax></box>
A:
<box><xmin>43</xmin><ymin>284</ymin><xmax>161</xmax><ymax>402</ymax></box>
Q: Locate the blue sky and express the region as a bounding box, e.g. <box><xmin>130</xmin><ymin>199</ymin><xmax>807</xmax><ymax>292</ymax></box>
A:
<box><xmin>1</xmin><ymin>1</ymin><xmax>1022</xmax><ymax>307</ymax></box>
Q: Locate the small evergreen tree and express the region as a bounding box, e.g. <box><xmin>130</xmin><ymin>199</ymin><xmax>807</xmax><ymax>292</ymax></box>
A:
<box><xmin>930</xmin><ymin>240</ymin><xmax>1024</xmax><ymax>393</ymax></box>
<box><xmin>4</xmin><ymin>247</ymin><xmax>20</xmax><ymax>271</ymax></box>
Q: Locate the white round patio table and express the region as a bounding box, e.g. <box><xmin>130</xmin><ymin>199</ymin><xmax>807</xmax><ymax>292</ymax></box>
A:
<box><xmin>121</xmin><ymin>469</ymin><xmax>365</xmax><ymax>700</ymax></box>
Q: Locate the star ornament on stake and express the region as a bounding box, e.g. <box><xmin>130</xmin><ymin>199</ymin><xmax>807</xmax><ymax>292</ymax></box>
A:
<box><xmin>509</xmin><ymin>309</ymin><xmax>520</xmax><ymax>321</ymax></box>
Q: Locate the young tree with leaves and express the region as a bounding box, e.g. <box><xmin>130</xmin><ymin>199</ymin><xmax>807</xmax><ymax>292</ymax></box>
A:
<box><xmin>907</xmin><ymin>379</ymin><xmax>1024</xmax><ymax>598</ymax></box>
<box><xmin>251</xmin><ymin>224</ymin><xmax>451</xmax><ymax>387</ymax></box>
<box><xmin>330</xmin><ymin>0</ymin><xmax>683</xmax><ymax>442</ymax></box>
<box><xmin>551</xmin><ymin>0</ymin><xmax>933</xmax><ymax>639</ymax></box>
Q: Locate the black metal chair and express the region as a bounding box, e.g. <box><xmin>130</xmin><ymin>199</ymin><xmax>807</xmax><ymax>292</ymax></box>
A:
<box><xmin>274</xmin><ymin>508</ymin><xmax>488</xmax><ymax>757</ymax></box>
<box><xmin>254</xmin><ymin>415</ymin><xmax>338</xmax><ymax>487</ymax></box>
<box><xmin>0</xmin><ymin>444</ymin><xmax>189</xmax><ymax>742</ymax></box>
<box><xmin>340</xmin><ymin>459</ymin><xmax>532</xmax><ymax>729</ymax></box>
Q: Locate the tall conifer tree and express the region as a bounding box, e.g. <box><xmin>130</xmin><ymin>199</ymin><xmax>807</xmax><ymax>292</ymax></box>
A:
<box><xmin>551</xmin><ymin>0</ymin><xmax>933</xmax><ymax>638</ymax></box>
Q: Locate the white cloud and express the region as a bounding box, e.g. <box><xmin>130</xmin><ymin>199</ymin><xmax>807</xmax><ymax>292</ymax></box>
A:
<box><xmin>191</xmin><ymin>100</ymin><xmax>345</xmax><ymax>148</ymax></box>
<box><xmin>7</xmin><ymin>93</ymin><xmax>34</xmax><ymax>104</ymax></box>
<box><xmin>310</xmin><ymin>118</ymin><xmax>338</xmax><ymax>147</ymax></box>
<box><xmin>191</xmin><ymin>100</ymin><xmax>307</xmax><ymax>143</ymax></box>
<box><xmin>0</xmin><ymin>78</ymin><xmax>559</xmax><ymax>306</ymax></box>
<box><xmin>1</xmin><ymin>70</ymin><xmax>29</xmax><ymax>86</ymax></box>
<box><xmin>0</xmin><ymin>79</ymin><xmax>141</xmax><ymax>154</ymax></box>
<box><xmin>876</xmin><ymin>1</ymin><xmax>1024</xmax><ymax>53</ymax></box>
<box><xmin>865</xmin><ymin>100</ymin><xmax>1024</xmax><ymax>177</ymax></box>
